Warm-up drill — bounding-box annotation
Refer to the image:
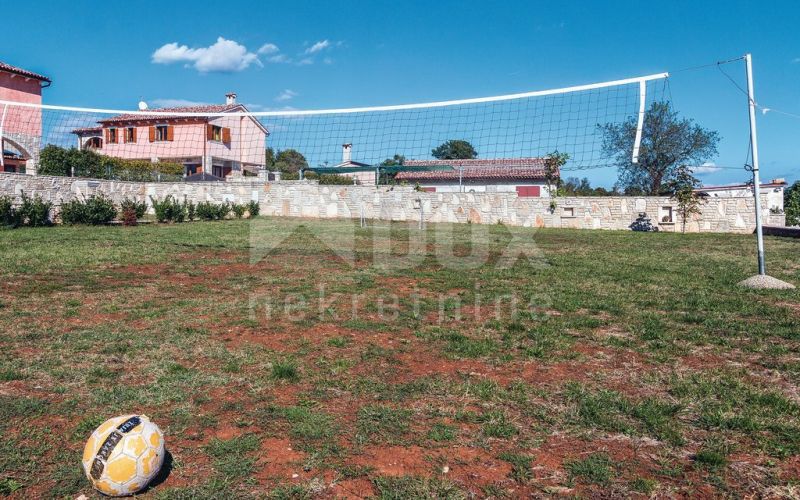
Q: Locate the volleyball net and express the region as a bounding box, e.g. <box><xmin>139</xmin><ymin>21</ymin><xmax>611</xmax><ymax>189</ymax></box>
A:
<box><xmin>0</xmin><ymin>72</ymin><xmax>668</xmax><ymax>180</ymax></box>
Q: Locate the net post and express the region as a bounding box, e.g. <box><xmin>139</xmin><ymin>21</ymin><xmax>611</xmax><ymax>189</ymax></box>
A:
<box><xmin>745</xmin><ymin>53</ymin><xmax>766</xmax><ymax>275</ymax></box>
<box><xmin>631</xmin><ymin>80</ymin><xmax>647</xmax><ymax>164</ymax></box>
<box><xmin>0</xmin><ymin>104</ymin><xmax>7</xmax><ymax>169</ymax></box>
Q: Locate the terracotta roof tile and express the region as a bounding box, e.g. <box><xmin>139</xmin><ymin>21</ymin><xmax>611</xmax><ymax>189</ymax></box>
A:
<box><xmin>0</xmin><ymin>61</ymin><xmax>50</xmax><ymax>82</ymax></box>
<box><xmin>98</xmin><ymin>104</ymin><xmax>242</xmax><ymax>123</ymax></box>
<box><xmin>71</xmin><ymin>126</ymin><xmax>102</xmax><ymax>134</ymax></box>
<box><xmin>396</xmin><ymin>158</ymin><xmax>555</xmax><ymax>181</ymax></box>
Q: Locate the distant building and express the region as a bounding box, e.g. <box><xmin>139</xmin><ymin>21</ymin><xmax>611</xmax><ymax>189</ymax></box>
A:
<box><xmin>333</xmin><ymin>144</ymin><xmax>374</xmax><ymax>185</ymax></box>
<box><xmin>0</xmin><ymin>61</ymin><xmax>51</xmax><ymax>174</ymax></box>
<box><xmin>695</xmin><ymin>179</ymin><xmax>787</xmax><ymax>212</ymax></box>
<box><xmin>394</xmin><ymin>158</ymin><xmax>555</xmax><ymax>196</ymax></box>
<box><xmin>72</xmin><ymin>93</ymin><xmax>268</xmax><ymax>178</ymax></box>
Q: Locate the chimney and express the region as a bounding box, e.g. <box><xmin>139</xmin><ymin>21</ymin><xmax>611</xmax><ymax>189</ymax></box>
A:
<box><xmin>225</xmin><ymin>92</ymin><xmax>237</xmax><ymax>105</ymax></box>
<box><xmin>342</xmin><ymin>143</ymin><xmax>352</xmax><ymax>164</ymax></box>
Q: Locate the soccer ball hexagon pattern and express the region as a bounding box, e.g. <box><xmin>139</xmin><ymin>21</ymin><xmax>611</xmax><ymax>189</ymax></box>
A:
<box><xmin>82</xmin><ymin>414</ymin><xmax>165</xmax><ymax>496</ymax></box>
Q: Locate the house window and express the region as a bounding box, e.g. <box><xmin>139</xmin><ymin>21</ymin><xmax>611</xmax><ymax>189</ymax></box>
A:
<box><xmin>660</xmin><ymin>206</ymin><xmax>674</xmax><ymax>223</ymax></box>
<box><xmin>562</xmin><ymin>207</ymin><xmax>575</xmax><ymax>218</ymax></box>
<box><xmin>125</xmin><ymin>127</ymin><xmax>136</xmax><ymax>143</ymax></box>
<box><xmin>108</xmin><ymin>128</ymin><xmax>118</xmax><ymax>144</ymax></box>
<box><xmin>211</xmin><ymin>125</ymin><xmax>222</xmax><ymax>142</ymax></box>
<box><xmin>212</xmin><ymin>164</ymin><xmax>233</xmax><ymax>178</ymax></box>
<box><xmin>207</xmin><ymin>124</ymin><xmax>231</xmax><ymax>143</ymax></box>
<box><xmin>185</xmin><ymin>164</ymin><xmax>201</xmax><ymax>176</ymax></box>
<box><xmin>155</xmin><ymin>125</ymin><xmax>169</xmax><ymax>141</ymax></box>
<box><xmin>86</xmin><ymin>137</ymin><xmax>102</xmax><ymax>149</ymax></box>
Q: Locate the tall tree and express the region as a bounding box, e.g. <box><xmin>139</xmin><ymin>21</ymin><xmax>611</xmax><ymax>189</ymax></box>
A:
<box><xmin>431</xmin><ymin>140</ymin><xmax>477</xmax><ymax>160</ymax></box>
<box><xmin>599</xmin><ymin>101</ymin><xmax>719</xmax><ymax>195</ymax></box>
<box><xmin>274</xmin><ymin>149</ymin><xmax>308</xmax><ymax>174</ymax></box>
<box><xmin>265</xmin><ymin>147</ymin><xmax>275</xmax><ymax>168</ymax></box>
<box><xmin>785</xmin><ymin>181</ymin><xmax>800</xmax><ymax>227</ymax></box>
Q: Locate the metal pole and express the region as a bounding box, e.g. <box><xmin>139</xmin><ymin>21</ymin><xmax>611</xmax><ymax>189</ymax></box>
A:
<box><xmin>745</xmin><ymin>53</ymin><xmax>766</xmax><ymax>275</ymax></box>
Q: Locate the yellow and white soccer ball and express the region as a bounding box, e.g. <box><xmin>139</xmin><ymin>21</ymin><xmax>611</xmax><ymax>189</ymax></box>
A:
<box><xmin>82</xmin><ymin>414</ymin><xmax>165</xmax><ymax>496</ymax></box>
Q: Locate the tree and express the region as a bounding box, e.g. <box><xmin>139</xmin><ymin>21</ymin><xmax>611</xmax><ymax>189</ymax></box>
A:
<box><xmin>431</xmin><ymin>140</ymin><xmax>477</xmax><ymax>160</ymax></box>
<box><xmin>265</xmin><ymin>147</ymin><xmax>275</xmax><ymax>169</ymax></box>
<box><xmin>274</xmin><ymin>149</ymin><xmax>308</xmax><ymax>174</ymax></box>
<box><xmin>599</xmin><ymin>101</ymin><xmax>720</xmax><ymax>195</ymax></box>
<box><xmin>560</xmin><ymin>177</ymin><xmax>613</xmax><ymax>196</ymax></box>
<box><xmin>785</xmin><ymin>181</ymin><xmax>800</xmax><ymax>227</ymax></box>
<box><xmin>380</xmin><ymin>154</ymin><xmax>405</xmax><ymax>166</ymax></box>
<box><xmin>543</xmin><ymin>152</ymin><xmax>569</xmax><ymax>210</ymax></box>
<box><xmin>667</xmin><ymin>165</ymin><xmax>705</xmax><ymax>233</ymax></box>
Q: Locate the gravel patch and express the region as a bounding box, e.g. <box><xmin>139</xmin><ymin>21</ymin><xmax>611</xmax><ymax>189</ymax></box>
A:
<box><xmin>738</xmin><ymin>274</ymin><xmax>796</xmax><ymax>289</ymax></box>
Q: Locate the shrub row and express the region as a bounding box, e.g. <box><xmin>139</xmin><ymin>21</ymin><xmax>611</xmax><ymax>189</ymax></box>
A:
<box><xmin>1</xmin><ymin>193</ymin><xmax>260</xmax><ymax>228</ymax></box>
<box><xmin>38</xmin><ymin>145</ymin><xmax>184</xmax><ymax>181</ymax></box>
<box><xmin>149</xmin><ymin>196</ymin><xmax>259</xmax><ymax>223</ymax></box>
<box><xmin>0</xmin><ymin>193</ymin><xmax>53</xmax><ymax>228</ymax></box>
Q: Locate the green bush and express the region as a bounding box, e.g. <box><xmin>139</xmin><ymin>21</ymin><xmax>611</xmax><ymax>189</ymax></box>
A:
<box><xmin>119</xmin><ymin>198</ymin><xmax>147</xmax><ymax>219</ymax></box>
<box><xmin>231</xmin><ymin>204</ymin><xmax>247</xmax><ymax>219</ymax></box>
<box><xmin>60</xmin><ymin>195</ymin><xmax>117</xmax><ymax>225</ymax></box>
<box><xmin>18</xmin><ymin>193</ymin><xmax>52</xmax><ymax>227</ymax></box>
<box><xmin>247</xmin><ymin>200</ymin><xmax>260</xmax><ymax>217</ymax></box>
<box><xmin>318</xmin><ymin>173</ymin><xmax>356</xmax><ymax>185</ymax></box>
<box><xmin>0</xmin><ymin>196</ymin><xmax>21</xmax><ymax>228</ymax></box>
<box><xmin>196</xmin><ymin>201</ymin><xmax>231</xmax><ymax>221</ymax></box>
<box><xmin>38</xmin><ymin>145</ymin><xmax>183</xmax><ymax>181</ymax></box>
<box><xmin>186</xmin><ymin>201</ymin><xmax>196</xmax><ymax>221</ymax></box>
<box><xmin>150</xmin><ymin>195</ymin><xmax>186</xmax><ymax>223</ymax></box>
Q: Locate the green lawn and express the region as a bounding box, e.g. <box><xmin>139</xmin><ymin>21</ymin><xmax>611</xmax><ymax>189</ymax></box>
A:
<box><xmin>0</xmin><ymin>218</ymin><xmax>798</xmax><ymax>498</ymax></box>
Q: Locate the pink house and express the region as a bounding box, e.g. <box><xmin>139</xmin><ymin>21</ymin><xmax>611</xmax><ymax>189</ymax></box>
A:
<box><xmin>73</xmin><ymin>93</ymin><xmax>268</xmax><ymax>178</ymax></box>
<box><xmin>0</xmin><ymin>61</ymin><xmax>51</xmax><ymax>174</ymax></box>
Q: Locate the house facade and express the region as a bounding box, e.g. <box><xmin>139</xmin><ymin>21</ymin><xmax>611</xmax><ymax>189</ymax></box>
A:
<box><xmin>695</xmin><ymin>179</ymin><xmax>787</xmax><ymax>212</ymax></box>
<box><xmin>395</xmin><ymin>158</ymin><xmax>555</xmax><ymax>197</ymax></box>
<box><xmin>72</xmin><ymin>94</ymin><xmax>268</xmax><ymax>178</ymax></box>
<box><xmin>0</xmin><ymin>61</ymin><xmax>51</xmax><ymax>174</ymax></box>
<box><xmin>332</xmin><ymin>144</ymin><xmax>374</xmax><ymax>185</ymax></box>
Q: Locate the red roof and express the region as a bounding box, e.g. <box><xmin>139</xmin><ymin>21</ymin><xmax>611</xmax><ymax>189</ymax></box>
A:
<box><xmin>395</xmin><ymin>157</ymin><xmax>553</xmax><ymax>182</ymax></box>
<box><xmin>98</xmin><ymin>104</ymin><xmax>242</xmax><ymax>124</ymax></box>
<box><xmin>0</xmin><ymin>61</ymin><xmax>51</xmax><ymax>82</ymax></box>
<box><xmin>72</xmin><ymin>126</ymin><xmax>102</xmax><ymax>134</ymax></box>
<box><xmin>403</xmin><ymin>158</ymin><xmax>548</xmax><ymax>168</ymax></box>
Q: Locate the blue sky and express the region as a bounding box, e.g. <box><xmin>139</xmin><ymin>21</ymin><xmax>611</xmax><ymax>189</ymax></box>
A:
<box><xmin>4</xmin><ymin>0</ymin><xmax>799</xmax><ymax>186</ymax></box>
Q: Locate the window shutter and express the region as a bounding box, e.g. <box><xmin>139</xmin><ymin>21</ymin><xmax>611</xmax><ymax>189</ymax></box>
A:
<box><xmin>105</xmin><ymin>128</ymin><xmax>110</xmax><ymax>143</ymax></box>
<box><xmin>222</xmin><ymin>127</ymin><xmax>231</xmax><ymax>144</ymax></box>
<box><xmin>121</xmin><ymin>127</ymin><xmax>126</xmax><ymax>144</ymax></box>
<box><xmin>167</xmin><ymin>125</ymin><xmax>174</xmax><ymax>141</ymax></box>
<box><xmin>131</xmin><ymin>127</ymin><xmax>137</xmax><ymax>143</ymax></box>
<box><xmin>207</xmin><ymin>124</ymin><xmax>214</xmax><ymax>141</ymax></box>
<box><xmin>149</xmin><ymin>126</ymin><xmax>155</xmax><ymax>142</ymax></box>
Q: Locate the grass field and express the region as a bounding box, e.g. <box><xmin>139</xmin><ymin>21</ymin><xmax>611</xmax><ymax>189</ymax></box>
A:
<box><xmin>1</xmin><ymin>217</ymin><xmax>799</xmax><ymax>498</ymax></box>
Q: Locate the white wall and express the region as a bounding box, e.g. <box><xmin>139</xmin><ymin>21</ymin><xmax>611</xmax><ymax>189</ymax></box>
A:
<box><xmin>413</xmin><ymin>180</ymin><xmax>552</xmax><ymax>196</ymax></box>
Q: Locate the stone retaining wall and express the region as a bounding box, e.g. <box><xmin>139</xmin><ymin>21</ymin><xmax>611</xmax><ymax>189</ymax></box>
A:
<box><xmin>0</xmin><ymin>172</ymin><xmax>782</xmax><ymax>233</ymax></box>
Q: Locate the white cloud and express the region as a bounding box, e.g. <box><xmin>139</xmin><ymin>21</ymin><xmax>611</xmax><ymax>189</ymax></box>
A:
<box><xmin>152</xmin><ymin>37</ymin><xmax>261</xmax><ymax>73</ymax></box>
<box><xmin>151</xmin><ymin>98</ymin><xmax>209</xmax><ymax>108</ymax></box>
<box><xmin>792</xmin><ymin>57</ymin><xmax>800</xmax><ymax>64</ymax></box>
<box><xmin>305</xmin><ymin>40</ymin><xmax>330</xmax><ymax>54</ymax></box>
<box><xmin>268</xmin><ymin>54</ymin><xmax>291</xmax><ymax>64</ymax></box>
<box><xmin>691</xmin><ymin>162</ymin><xmax>722</xmax><ymax>174</ymax></box>
<box><xmin>275</xmin><ymin>89</ymin><xmax>298</xmax><ymax>102</ymax></box>
<box><xmin>323</xmin><ymin>57</ymin><xmax>333</xmax><ymax>65</ymax></box>
<box><xmin>258</xmin><ymin>43</ymin><xmax>280</xmax><ymax>55</ymax></box>
<box><xmin>297</xmin><ymin>58</ymin><xmax>314</xmax><ymax>66</ymax></box>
